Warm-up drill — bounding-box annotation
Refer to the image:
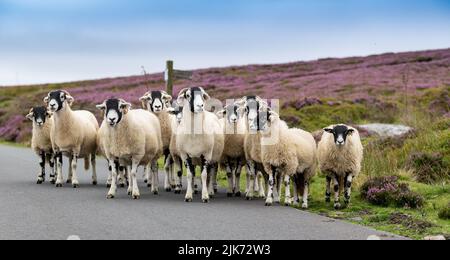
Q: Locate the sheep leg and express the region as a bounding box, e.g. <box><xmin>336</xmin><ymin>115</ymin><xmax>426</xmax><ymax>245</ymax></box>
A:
<box><xmin>127</xmin><ymin>165</ymin><xmax>133</xmax><ymax>196</ymax></box>
<box><xmin>131</xmin><ymin>159</ymin><xmax>140</xmax><ymax>200</ymax></box>
<box><xmin>325</xmin><ymin>175</ymin><xmax>332</xmax><ymax>203</ymax></box>
<box><xmin>91</xmin><ymin>154</ymin><xmax>97</xmax><ymax>186</ymax></box>
<box><xmin>184</xmin><ymin>157</ymin><xmax>195</xmax><ymax>202</ymax></box>
<box><xmin>169</xmin><ymin>156</ymin><xmax>176</xmax><ymax>189</ymax></box>
<box><xmin>333</xmin><ymin>174</ymin><xmax>341</xmax><ymax>210</ymax></box>
<box><xmin>107</xmin><ymin>160</ymin><xmax>118</xmax><ymax>199</ymax></box>
<box><xmin>106</xmin><ymin>160</ymin><xmax>112</xmax><ymax>188</ymax></box>
<box><xmin>344</xmin><ymin>172</ymin><xmax>353</xmax><ymax>205</ymax></box>
<box><xmin>274</xmin><ymin>171</ymin><xmax>282</xmax><ymax>203</ymax></box>
<box><xmin>118</xmin><ymin>165</ymin><xmax>126</xmax><ymax>188</ymax></box>
<box><xmin>174</xmin><ymin>157</ymin><xmax>183</xmax><ymax>194</ymax></box>
<box><xmin>292</xmin><ymin>175</ymin><xmax>299</xmax><ymax>207</ymax></box>
<box><xmin>265</xmin><ymin>166</ymin><xmax>276</xmax><ymax>206</ymax></box>
<box><xmin>71</xmin><ymin>154</ymin><xmax>79</xmax><ymax>188</ymax></box>
<box><xmin>55</xmin><ymin>153</ymin><xmax>64</xmax><ymax>187</ymax></box>
<box><xmin>37</xmin><ymin>151</ymin><xmax>45</xmax><ymax>184</ymax></box>
<box><xmin>234</xmin><ymin>163</ymin><xmax>243</xmax><ymax>197</ymax></box>
<box><xmin>212</xmin><ymin>164</ymin><xmax>218</xmax><ymax>194</ymax></box>
<box><xmin>245</xmin><ymin>161</ymin><xmax>256</xmax><ymax>200</ymax></box>
<box><xmin>49</xmin><ymin>153</ymin><xmax>56</xmax><ymax>184</ymax></box>
<box><xmin>225</xmin><ymin>159</ymin><xmax>234</xmax><ymax>197</ymax></box>
<box><xmin>284</xmin><ymin>175</ymin><xmax>292</xmax><ymax>206</ymax></box>
<box><xmin>258</xmin><ymin>173</ymin><xmax>266</xmax><ymax>198</ymax></box>
<box><xmin>164</xmin><ymin>151</ymin><xmax>171</xmax><ymax>192</ymax></box>
<box><xmin>302</xmin><ymin>179</ymin><xmax>310</xmax><ymax>209</ymax></box>
<box><xmin>66</xmin><ymin>156</ymin><xmax>73</xmax><ymax>184</ymax></box>
<box><xmin>201</xmin><ymin>157</ymin><xmax>210</xmax><ymax>203</ymax></box>
<box><xmin>151</xmin><ymin>161</ymin><xmax>159</xmax><ymax>195</ymax></box>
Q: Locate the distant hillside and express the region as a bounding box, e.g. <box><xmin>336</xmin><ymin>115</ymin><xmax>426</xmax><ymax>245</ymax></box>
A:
<box><xmin>1</xmin><ymin>48</ymin><xmax>449</xmax><ymax>143</ymax></box>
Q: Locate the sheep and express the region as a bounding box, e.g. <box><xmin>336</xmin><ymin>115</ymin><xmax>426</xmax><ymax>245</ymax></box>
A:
<box><xmin>44</xmin><ymin>90</ymin><xmax>99</xmax><ymax>188</ymax></box>
<box><xmin>140</xmin><ymin>90</ymin><xmax>176</xmax><ymax>192</ymax></box>
<box><xmin>26</xmin><ymin>107</ymin><xmax>56</xmax><ymax>184</ymax></box>
<box><xmin>97</xmin><ymin>121</ymin><xmax>127</xmax><ymax>188</ymax></box>
<box><xmin>318</xmin><ymin>124</ymin><xmax>363</xmax><ymax>209</ymax></box>
<box><xmin>217</xmin><ymin>104</ymin><xmax>247</xmax><ymax>197</ymax></box>
<box><xmin>96</xmin><ymin>98</ymin><xmax>163</xmax><ymax>199</ymax></box>
<box><xmin>259</xmin><ymin>109</ymin><xmax>317</xmax><ymax>208</ymax></box>
<box><xmin>175</xmin><ymin>87</ymin><xmax>224</xmax><ymax>203</ymax></box>
<box><xmin>238</xmin><ymin>96</ymin><xmax>270</xmax><ymax>200</ymax></box>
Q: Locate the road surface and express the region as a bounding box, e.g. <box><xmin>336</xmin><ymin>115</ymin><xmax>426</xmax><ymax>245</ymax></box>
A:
<box><xmin>0</xmin><ymin>145</ymin><xmax>403</xmax><ymax>240</ymax></box>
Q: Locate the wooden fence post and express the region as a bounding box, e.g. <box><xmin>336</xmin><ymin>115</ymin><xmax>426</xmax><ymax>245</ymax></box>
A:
<box><xmin>166</xmin><ymin>60</ymin><xmax>174</xmax><ymax>96</ymax></box>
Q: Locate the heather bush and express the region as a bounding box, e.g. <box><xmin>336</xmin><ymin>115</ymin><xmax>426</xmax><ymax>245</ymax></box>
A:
<box><xmin>360</xmin><ymin>176</ymin><xmax>425</xmax><ymax>209</ymax></box>
<box><xmin>406</xmin><ymin>152</ymin><xmax>448</xmax><ymax>184</ymax></box>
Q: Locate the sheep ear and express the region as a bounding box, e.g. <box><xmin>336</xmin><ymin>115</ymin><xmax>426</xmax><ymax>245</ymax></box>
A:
<box><xmin>161</xmin><ymin>91</ymin><xmax>173</xmax><ymax>103</ymax></box>
<box><xmin>166</xmin><ymin>107</ymin><xmax>176</xmax><ymax>115</ymax></box>
<box><xmin>120</xmin><ymin>101</ymin><xmax>132</xmax><ymax>114</ymax></box>
<box><xmin>96</xmin><ymin>103</ymin><xmax>106</xmax><ymax>110</ymax></box>
<box><xmin>63</xmin><ymin>91</ymin><xmax>74</xmax><ymax>106</ymax></box>
<box><xmin>139</xmin><ymin>94</ymin><xmax>151</xmax><ymax>110</ymax></box>
<box><xmin>26</xmin><ymin>108</ymin><xmax>34</xmax><ymax>121</ymax></box>
<box><xmin>216</xmin><ymin>110</ymin><xmax>226</xmax><ymax>118</ymax></box>
<box><xmin>177</xmin><ymin>88</ymin><xmax>189</xmax><ymax>105</ymax></box>
<box><xmin>234</xmin><ymin>97</ymin><xmax>247</xmax><ymax>107</ymax></box>
<box><xmin>324</xmin><ymin>128</ymin><xmax>334</xmax><ymax>133</ymax></box>
<box><xmin>199</xmin><ymin>87</ymin><xmax>210</xmax><ymax>100</ymax></box>
<box><xmin>347</xmin><ymin>129</ymin><xmax>355</xmax><ymax>135</ymax></box>
<box><xmin>268</xmin><ymin>110</ymin><xmax>279</xmax><ymax>121</ymax></box>
<box><xmin>43</xmin><ymin>96</ymin><xmax>49</xmax><ymax>105</ymax></box>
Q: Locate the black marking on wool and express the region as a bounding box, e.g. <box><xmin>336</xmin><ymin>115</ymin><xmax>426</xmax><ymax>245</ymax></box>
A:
<box><xmin>187</xmin><ymin>87</ymin><xmax>203</xmax><ymax>113</ymax></box>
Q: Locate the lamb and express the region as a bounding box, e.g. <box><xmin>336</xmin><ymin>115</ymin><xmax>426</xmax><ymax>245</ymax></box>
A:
<box><xmin>175</xmin><ymin>87</ymin><xmax>224</xmax><ymax>203</ymax></box>
<box><xmin>140</xmin><ymin>90</ymin><xmax>176</xmax><ymax>192</ymax></box>
<box><xmin>96</xmin><ymin>98</ymin><xmax>163</xmax><ymax>199</ymax></box>
<box><xmin>26</xmin><ymin>107</ymin><xmax>56</xmax><ymax>184</ymax></box>
<box><xmin>259</xmin><ymin>109</ymin><xmax>317</xmax><ymax>208</ymax></box>
<box><xmin>44</xmin><ymin>90</ymin><xmax>99</xmax><ymax>188</ymax></box>
<box><xmin>217</xmin><ymin>104</ymin><xmax>246</xmax><ymax>197</ymax></box>
<box><xmin>318</xmin><ymin>124</ymin><xmax>363</xmax><ymax>209</ymax></box>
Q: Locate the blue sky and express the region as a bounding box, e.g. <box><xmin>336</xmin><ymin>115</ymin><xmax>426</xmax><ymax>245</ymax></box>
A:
<box><xmin>0</xmin><ymin>0</ymin><xmax>450</xmax><ymax>85</ymax></box>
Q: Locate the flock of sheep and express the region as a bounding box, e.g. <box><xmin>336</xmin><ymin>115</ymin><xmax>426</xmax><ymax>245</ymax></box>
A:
<box><xmin>27</xmin><ymin>87</ymin><xmax>363</xmax><ymax>209</ymax></box>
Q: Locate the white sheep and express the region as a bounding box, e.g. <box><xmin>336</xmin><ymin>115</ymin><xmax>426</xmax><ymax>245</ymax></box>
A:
<box><xmin>238</xmin><ymin>96</ymin><xmax>270</xmax><ymax>200</ymax></box>
<box><xmin>259</xmin><ymin>109</ymin><xmax>317</xmax><ymax>208</ymax></box>
<box><xmin>44</xmin><ymin>90</ymin><xmax>99</xmax><ymax>188</ymax></box>
<box><xmin>175</xmin><ymin>87</ymin><xmax>224</xmax><ymax>203</ymax></box>
<box><xmin>140</xmin><ymin>90</ymin><xmax>176</xmax><ymax>192</ymax></box>
<box><xmin>96</xmin><ymin>98</ymin><xmax>163</xmax><ymax>199</ymax></box>
<box><xmin>26</xmin><ymin>107</ymin><xmax>55</xmax><ymax>184</ymax></box>
<box><xmin>318</xmin><ymin>124</ymin><xmax>363</xmax><ymax>209</ymax></box>
<box><xmin>217</xmin><ymin>104</ymin><xmax>247</xmax><ymax>197</ymax></box>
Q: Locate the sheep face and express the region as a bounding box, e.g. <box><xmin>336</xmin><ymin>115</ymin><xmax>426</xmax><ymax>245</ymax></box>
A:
<box><xmin>26</xmin><ymin>107</ymin><xmax>52</xmax><ymax>127</ymax></box>
<box><xmin>96</xmin><ymin>99</ymin><xmax>131</xmax><ymax>127</ymax></box>
<box><xmin>177</xmin><ymin>87</ymin><xmax>210</xmax><ymax>114</ymax></box>
<box><xmin>241</xmin><ymin>97</ymin><xmax>269</xmax><ymax>132</ymax></box>
<box><xmin>168</xmin><ymin>105</ymin><xmax>184</xmax><ymax>124</ymax></box>
<box><xmin>324</xmin><ymin>125</ymin><xmax>355</xmax><ymax>147</ymax></box>
<box><xmin>140</xmin><ymin>91</ymin><xmax>172</xmax><ymax>113</ymax></box>
<box><xmin>218</xmin><ymin>104</ymin><xmax>241</xmax><ymax>124</ymax></box>
<box><xmin>44</xmin><ymin>90</ymin><xmax>74</xmax><ymax>112</ymax></box>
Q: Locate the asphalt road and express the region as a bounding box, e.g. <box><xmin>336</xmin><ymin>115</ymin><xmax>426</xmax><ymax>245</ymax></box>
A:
<box><xmin>0</xmin><ymin>145</ymin><xmax>403</xmax><ymax>240</ymax></box>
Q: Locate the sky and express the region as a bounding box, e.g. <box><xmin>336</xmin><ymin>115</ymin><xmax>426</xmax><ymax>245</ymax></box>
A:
<box><xmin>0</xmin><ymin>0</ymin><xmax>450</xmax><ymax>86</ymax></box>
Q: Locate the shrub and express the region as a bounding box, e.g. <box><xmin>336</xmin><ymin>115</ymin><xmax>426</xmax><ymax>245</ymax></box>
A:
<box><xmin>360</xmin><ymin>176</ymin><xmax>425</xmax><ymax>209</ymax></box>
<box><xmin>438</xmin><ymin>204</ymin><xmax>450</xmax><ymax>220</ymax></box>
<box><xmin>406</xmin><ymin>152</ymin><xmax>448</xmax><ymax>184</ymax></box>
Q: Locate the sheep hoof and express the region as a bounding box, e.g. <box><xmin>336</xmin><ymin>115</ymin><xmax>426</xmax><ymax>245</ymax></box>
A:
<box><xmin>302</xmin><ymin>203</ymin><xmax>308</xmax><ymax>209</ymax></box>
<box><xmin>56</xmin><ymin>183</ymin><xmax>63</xmax><ymax>188</ymax></box>
<box><xmin>107</xmin><ymin>194</ymin><xmax>115</xmax><ymax>199</ymax></box>
<box><xmin>119</xmin><ymin>184</ymin><xmax>125</xmax><ymax>188</ymax></box>
<box><xmin>66</xmin><ymin>179</ymin><xmax>72</xmax><ymax>184</ymax></box>
<box><xmin>202</xmin><ymin>199</ymin><xmax>209</xmax><ymax>203</ymax></box>
<box><xmin>92</xmin><ymin>181</ymin><xmax>97</xmax><ymax>186</ymax></box>
<box><xmin>246</xmin><ymin>196</ymin><xmax>252</xmax><ymax>201</ymax></box>
<box><xmin>132</xmin><ymin>195</ymin><xmax>140</xmax><ymax>200</ymax></box>
<box><xmin>325</xmin><ymin>197</ymin><xmax>331</xmax><ymax>203</ymax></box>
<box><xmin>37</xmin><ymin>180</ymin><xmax>43</xmax><ymax>185</ymax></box>
<box><xmin>265</xmin><ymin>202</ymin><xmax>273</xmax><ymax>207</ymax></box>
<box><xmin>334</xmin><ymin>203</ymin><xmax>341</xmax><ymax>210</ymax></box>
<box><xmin>50</xmin><ymin>180</ymin><xmax>56</xmax><ymax>185</ymax></box>
<box><xmin>165</xmin><ymin>188</ymin><xmax>172</xmax><ymax>192</ymax></box>
<box><xmin>153</xmin><ymin>191</ymin><xmax>159</xmax><ymax>195</ymax></box>
<box><xmin>144</xmin><ymin>179</ymin><xmax>148</xmax><ymax>184</ymax></box>
<box><xmin>235</xmin><ymin>192</ymin><xmax>241</xmax><ymax>197</ymax></box>
<box><xmin>174</xmin><ymin>190</ymin><xmax>181</xmax><ymax>194</ymax></box>
<box><xmin>73</xmin><ymin>184</ymin><xmax>79</xmax><ymax>188</ymax></box>
<box><xmin>171</xmin><ymin>185</ymin><xmax>176</xmax><ymax>189</ymax></box>
<box><xmin>194</xmin><ymin>190</ymin><xmax>199</xmax><ymax>195</ymax></box>
<box><xmin>185</xmin><ymin>198</ymin><xmax>193</xmax><ymax>203</ymax></box>
<box><xmin>127</xmin><ymin>191</ymin><xmax>132</xmax><ymax>196</ymax></box>
<box><xmin>227</xmin><ymin>193</ymin><xmax>233</xmax><ymax>198</ymax></box>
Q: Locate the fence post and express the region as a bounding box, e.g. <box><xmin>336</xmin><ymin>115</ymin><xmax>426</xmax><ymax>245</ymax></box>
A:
<box><xmin>166</xmin><ymin>60</ymin><xmax>174</xmax><ymax>96</ymax></box>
